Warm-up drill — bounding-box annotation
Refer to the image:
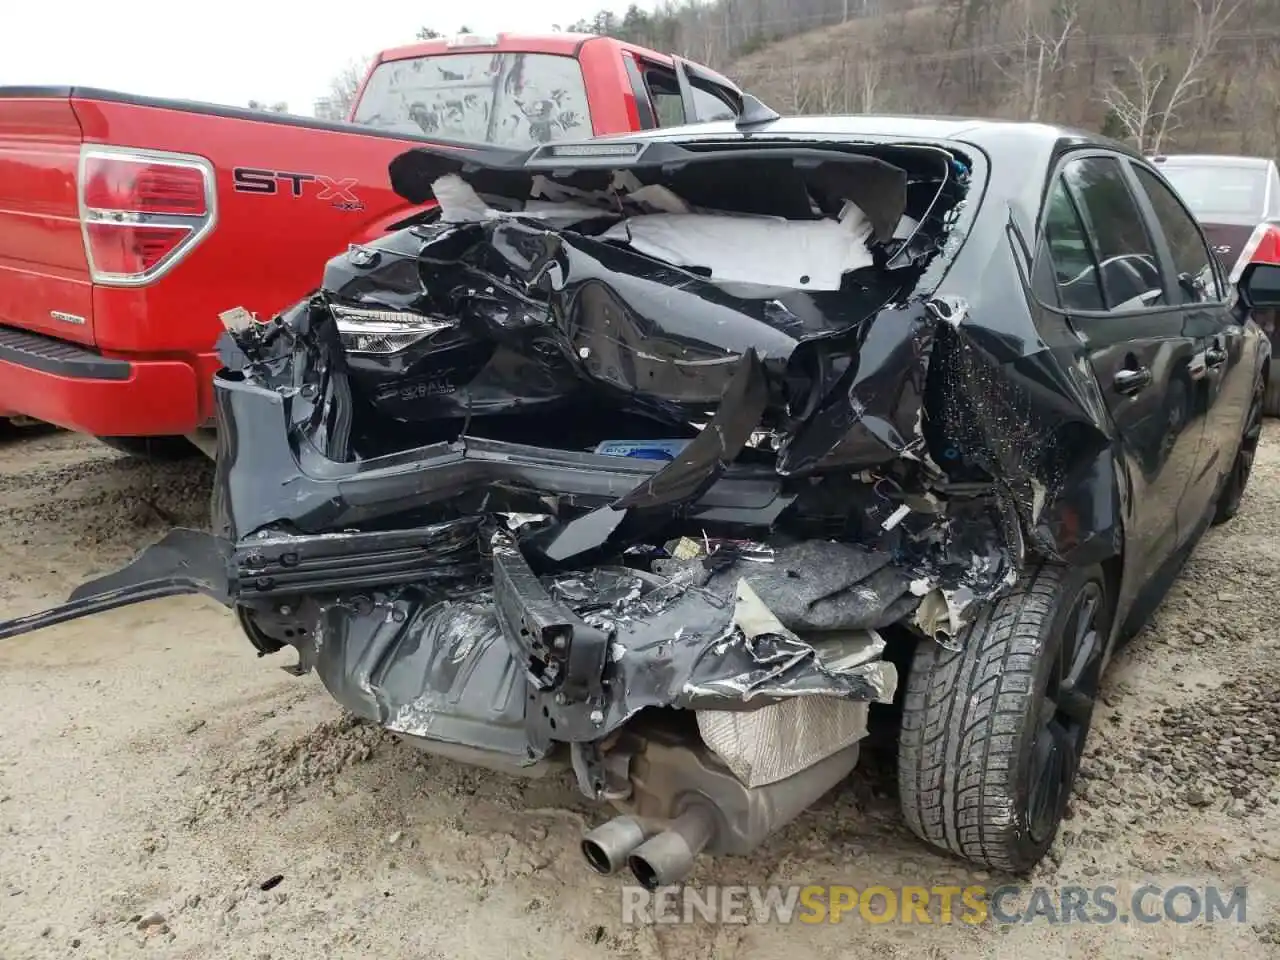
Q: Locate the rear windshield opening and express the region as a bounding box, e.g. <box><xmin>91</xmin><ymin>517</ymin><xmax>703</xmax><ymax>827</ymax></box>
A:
<box><xmin>1158</xmin><ymin>164</ymin><xmax>1267</xmax><ymax>219</ymax></box>
<box><xmin>352</xmin><ymin>52</ymin><xmax>592</xmax><ymax>148</ymax></box>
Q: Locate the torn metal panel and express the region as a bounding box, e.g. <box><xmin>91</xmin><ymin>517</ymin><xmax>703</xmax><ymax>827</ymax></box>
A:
<box><xmin>0</xmin><ymin>529</ymin><xmax>231</xmax><ymax>641</ymax></box>
<box><xmin>208</xmin><ymin>362</ymin><xmax>793</xmax><ymax>538</ymax></box>
<box><xmin>676</xmin><ymin>580</ymin><xmax>897</xmax><ymax>708</ymax></box>
<box><xmin>386</xmin><ymin>142</ymin><xmax>914</xmax><ymax>230</ymax></box>
<box><xmin>775</xmin><ymin>299</ymin><xmax>940</xmax><ymax>475</ymax></box>
<box><xmin>924</xmin><ymin>320</ymin><xmax>1120</xmax><ymax>564</ymax></box>
<box><xmin>710</xmin><ymin>540</ymin><xmax>916</xmax><ymax>632</ymax></box>
<box><xmin>306</xmin><ymin>592</ymin><xmax>543</xmax><ymax>766</ymax></box>
<box><xmin>611</xmin><ymin>349</ymin><xmax>769</xmax><ymax>511</ymax></box>
<box><xmin>255</xmin><ymin>534</ymin><xmax>903</xmax><ymax>773</ymax></box>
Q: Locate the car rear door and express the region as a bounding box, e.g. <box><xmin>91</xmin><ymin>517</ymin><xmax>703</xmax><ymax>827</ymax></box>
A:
<box><xmin>1125</xmin><ymin>160</ymin><xmax>1250</xmax><ymax>529</ymax></box>
<box><xmin>1037</xmin><ymin>152</ymin><xmax>1204</xmax><ymax>572</ymax></box>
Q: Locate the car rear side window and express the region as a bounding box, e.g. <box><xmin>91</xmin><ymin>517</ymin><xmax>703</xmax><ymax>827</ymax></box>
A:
<box><xmin>1062</xmin><ymin>156</ymin><xmax>1166</xmax><ymax>310</ymax></box>
<box><xmin>1157</xmin><ymin>163</ymin><xmax>1268</xmax><ymax>219</ymax></box>
<box><xmin>351</xmin><ymin>53</ymin><xmax>591</xmax><ymax>148</ymax></box>
<box><xmin>1131</xmin><ymin>164</ymin><xmax>1223</xmax><ymax>304</ymax></box>
<box><xmin>1042</xmin><ymin>177</ymin><xmax>1105</xmax><ymax>311</ymax></box>
<box><xmin>640</xmin><ymin>65</ymin><xmax>737</xmax><ymax>127</ymax></box>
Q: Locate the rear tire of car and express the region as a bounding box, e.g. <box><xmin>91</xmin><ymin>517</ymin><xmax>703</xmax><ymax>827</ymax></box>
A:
<box><xmin>97</xmin><ymin>435</ymin><xmax>199</xmax><ymax>461</ymax></box>
<box><xmin>898</xmin><ymin>563</ymin><xmax>1110</xmax><ymax>873</ymax></box>
<box><xmin>1213</xmin><ymin>377</ymin><xmax>1264</xmax><ymax>525</ymax></box>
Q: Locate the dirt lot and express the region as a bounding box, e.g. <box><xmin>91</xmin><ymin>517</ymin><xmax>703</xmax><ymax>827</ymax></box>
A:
<box><xmin>2</xmin><ymin>426</ymin><xmax>1280</xmax><ymax>958</ymax></box>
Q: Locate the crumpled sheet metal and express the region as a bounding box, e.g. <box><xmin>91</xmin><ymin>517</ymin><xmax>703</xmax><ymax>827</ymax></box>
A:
<box><xmin>678</xmin><ymin>579</ymin><xmax>897</xmax><ymax>708</ymax></box>
<box><xmin>302</xmin><ymin>593</ymin><xmax>538</xmax><ymax>764</ymax></box>
<box><xmin>721</xmin><ymin>540</ymin><xmax>917</xmax><ymax>632</ymax></box>
<box><xmin>774</xmin><ymin>298</ymin><xmax>940</xmax><ymax>476</ymax></box>
<box><xmin>294</xmin><ymin>543</ymin><xmax>903</xmax><ymax>765</ymax></box>
<box><xmin>925</xmin><ymin>319</ymin><xmax>1118</xmax><ymax>567</ymax></box>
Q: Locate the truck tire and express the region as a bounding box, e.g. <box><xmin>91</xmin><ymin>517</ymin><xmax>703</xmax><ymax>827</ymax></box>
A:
<box><xmin>97</xmin><ymin>435</ymin><xmax>199</xmax><ymax>461</ymax></box>
<box><xmin>898</xmin><ymin>563</ymin><xmax>1110</xmax><ymax>873</ymax></box>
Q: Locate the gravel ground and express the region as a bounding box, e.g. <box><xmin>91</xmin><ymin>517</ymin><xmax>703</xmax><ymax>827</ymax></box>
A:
<box><xmin>2</xmin><ymin>426</ymin><xmax>1280</xmax><ymax>958</ymax></box>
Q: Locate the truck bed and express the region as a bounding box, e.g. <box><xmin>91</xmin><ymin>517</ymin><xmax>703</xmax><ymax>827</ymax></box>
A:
<box><xmin>0</xmin><ymin>86</ymin><xmax>450</xmax><ymax>434</ymax></box>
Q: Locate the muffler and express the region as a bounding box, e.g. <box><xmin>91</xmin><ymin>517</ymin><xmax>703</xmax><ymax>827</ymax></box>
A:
<box><xmin>580</xmin><ymin>816</ymin><xmax>660</xmax><ymax>875</ymax></box>
<box><xmin>626</xmin><ymin>805</ymin><xmax>717</xmax><ymax>890</ymax></box>
<box><xmin>579</xmin><ymin>737</ymin><xmax>862</xmax><ymax>884</ymax></box>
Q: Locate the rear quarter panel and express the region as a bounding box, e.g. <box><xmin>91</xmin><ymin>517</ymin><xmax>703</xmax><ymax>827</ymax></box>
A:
<box><xmin>0</xmin><ymin>95</ymin><xmax>95</xmax><ymax>345</ymax></box>
<box><xmin>71</xmin><ymin>98</ymin><xmax>427</xmax><ymax>355</ymax></box>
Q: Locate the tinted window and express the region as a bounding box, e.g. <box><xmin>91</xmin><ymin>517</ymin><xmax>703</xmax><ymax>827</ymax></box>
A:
<box><xmin>1132</xmin><ymin>164</ymin><xmax>1223</xmax><ymax>304</ymax></box>
<box><xmin>1063</xmin><ymin>157</ymin><xmax>1166</xmax><ymax>310</ymax></box>
<box><xmin>645</xmin><ymin>72</ymin><xmax>685</xmax><ymax>127</ymax></box>
<box><xmin>1042</xmin><ymin>177</ymin><xmax>1105</xmax><ymax>311</ymax></box>
<box><xmin>1157</xmin><ymin>163</ymin><xmax>1268</xmax><ymax>219</ymax></box>
<box><xmin>352</xmin><ymin>53</ymin><xmax>591</xmax><ymax>148</ymax></box>
<box><xmin>691</xmin><ymin>85</ymin><xmax>736</xmax><ymax>122</ymax></box>
<box><xmin>642</xmin><ymin>68</ymin><xmax>736</xmax><ymax>126</ymax></box>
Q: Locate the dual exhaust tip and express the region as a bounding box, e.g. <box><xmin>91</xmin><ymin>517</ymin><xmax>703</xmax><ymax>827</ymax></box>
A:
<box><xmin>580</xmin><ymin>807</ymin><xmax>716</xmax><ymax>889</ymax></box>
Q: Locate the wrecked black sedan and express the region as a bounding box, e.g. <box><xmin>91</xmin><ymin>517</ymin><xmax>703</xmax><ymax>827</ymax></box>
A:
<box><xmin>5</xmin><ymin>114</ymin><xmax>1277</xmax><ymax>883</ymax></box>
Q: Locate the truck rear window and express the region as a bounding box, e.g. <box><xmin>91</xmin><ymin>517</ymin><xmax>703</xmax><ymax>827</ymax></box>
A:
<box><xmin>351</xmin><ymin>52</ymin><xmax>592</xmax><ymax>149</ymax></box>
<box><xmin>1158</xmin><ymin>164</ymin><xmax>1267</xmax><ymax>219</ymax></box>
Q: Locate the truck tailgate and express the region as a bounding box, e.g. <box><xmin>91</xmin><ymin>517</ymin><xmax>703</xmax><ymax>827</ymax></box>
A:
<box><xmin>68</xmin><ymin>92</ymin><xmax>431</xmax><ymax>356</ymax></box>
<box><xmin>0</xmin><ymin>95</ymin><xmax>95</xmax><ymax>345</ymax></box>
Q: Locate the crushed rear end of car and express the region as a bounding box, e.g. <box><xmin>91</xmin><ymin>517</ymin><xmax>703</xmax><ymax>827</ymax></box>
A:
<box><xmin>2</xmin><ymin>130</ymin><xmax>1123</xmax><ymax>883</ymax></box>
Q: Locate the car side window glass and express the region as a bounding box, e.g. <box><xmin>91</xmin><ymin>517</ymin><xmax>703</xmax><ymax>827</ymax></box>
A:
<box><xmin>640</xmin><ymin>67</ymin><xmax>737</xmax><ymax>126</ymax></box>
<box><xmin>640</xmin><ymin>68</ymin><xmax>685</xmax><ymax>126</ymax></box>
<box><xmin>1042</xmin><ymin>176</ymin><xmax>1105</xmax><ymax>311</ymax></box>
<box><xmin>1062</xmin><ymin>157</ymin><xmax>1166</xmax><ymax>310</ymax></box>
<box><xmin>690</xmin><ymin>83</ymin><xmax>736</xmax><ymax>122</ymax></box>
<box><xmin>1131</xmin><ymin>164</ymin><xmax>1223</xmax><ymax>304</ymax></box>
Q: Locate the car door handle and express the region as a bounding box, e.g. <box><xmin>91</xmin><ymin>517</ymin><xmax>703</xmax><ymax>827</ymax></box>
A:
<box><xmin>1113</xmin><ymin>367</ymin><xmax>1152</xmax><ymax>395</ymax></box>
<box><xmin>1205</xmin><ymin>346</ymin><xmax>1227</xmax><ymax>367</ymax></box>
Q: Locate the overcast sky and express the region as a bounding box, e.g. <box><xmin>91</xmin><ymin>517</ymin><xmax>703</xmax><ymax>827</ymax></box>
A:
<box><xmin>2</xmin><ymin>0</ymin><xmax>642</xmax><ymax>116</ymax></box>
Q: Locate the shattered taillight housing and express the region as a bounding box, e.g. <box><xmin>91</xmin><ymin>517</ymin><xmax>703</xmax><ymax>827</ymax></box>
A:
<box><xmin>79</xmin><ymin>147</ymin><xmax>215</xmax><ymax>286</ymax></box>
<box><xmin>329</xmin><ymin>303</ymin><xmax>457</xmax><ymax>354</ymax></box>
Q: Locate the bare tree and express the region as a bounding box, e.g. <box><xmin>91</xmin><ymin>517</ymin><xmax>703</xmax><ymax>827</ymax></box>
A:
<box><xmin>1101</xmin><ymin>0</ymin><xmax>1242</xmax><ymax>151</ymax></box>
<box><xmin>808</xmin><ymin>54</ymin><xmax>850</xmax><ymax>112</ymax></box>
<box><xmin>1100</xmin><ymin>54</ymin><xmax>1165</xmax><ymax>150</ymax></box>
<box><xmin>318</xmin><ymin>58</ymin><xmax>372</xmax><ymax>121</ymax></box>
<box><xmin>854</xmin><ymin>51</ymin><xmax>883</xmax><ymax>112</ymax></box>
<box><xmin>1005</xmin><ymin>0</ymin><xmax>1078</xmax><ymax>121</ymax></box>
<box><xmin>1149</xmin><ymin>0</ymin><xmax>1242</xmax><ymax>150</ymax></box>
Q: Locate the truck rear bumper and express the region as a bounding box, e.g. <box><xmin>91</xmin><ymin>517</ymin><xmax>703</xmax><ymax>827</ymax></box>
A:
<box><xmin>0</xmin><ymin>324</ymin><xmax>215</xmax><ymax>436</ymax></box>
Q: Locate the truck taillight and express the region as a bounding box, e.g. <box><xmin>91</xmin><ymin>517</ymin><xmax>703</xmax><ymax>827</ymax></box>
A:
<box><xmin>1229</xmin><ymin>222</ymin><xmax>1280</xmax><ymax>285</ymax></box>
<box><xmin>79</xmin><ymin>147</ymin><xmax>216</xmax><ymax>286</ymax></box>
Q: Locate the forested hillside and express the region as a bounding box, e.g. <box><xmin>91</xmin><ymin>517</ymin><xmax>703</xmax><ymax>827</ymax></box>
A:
<box><xmin>569</xmin><ymin>0</ymin><xmax>1280</xmax><ymax>155</ymax></box>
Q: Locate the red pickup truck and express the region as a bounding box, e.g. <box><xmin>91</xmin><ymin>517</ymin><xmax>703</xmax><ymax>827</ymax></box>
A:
<box><xmin>0</xmin><ymin>33</ymin><xmax>751</xmax><ymax>456</ymax></box>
